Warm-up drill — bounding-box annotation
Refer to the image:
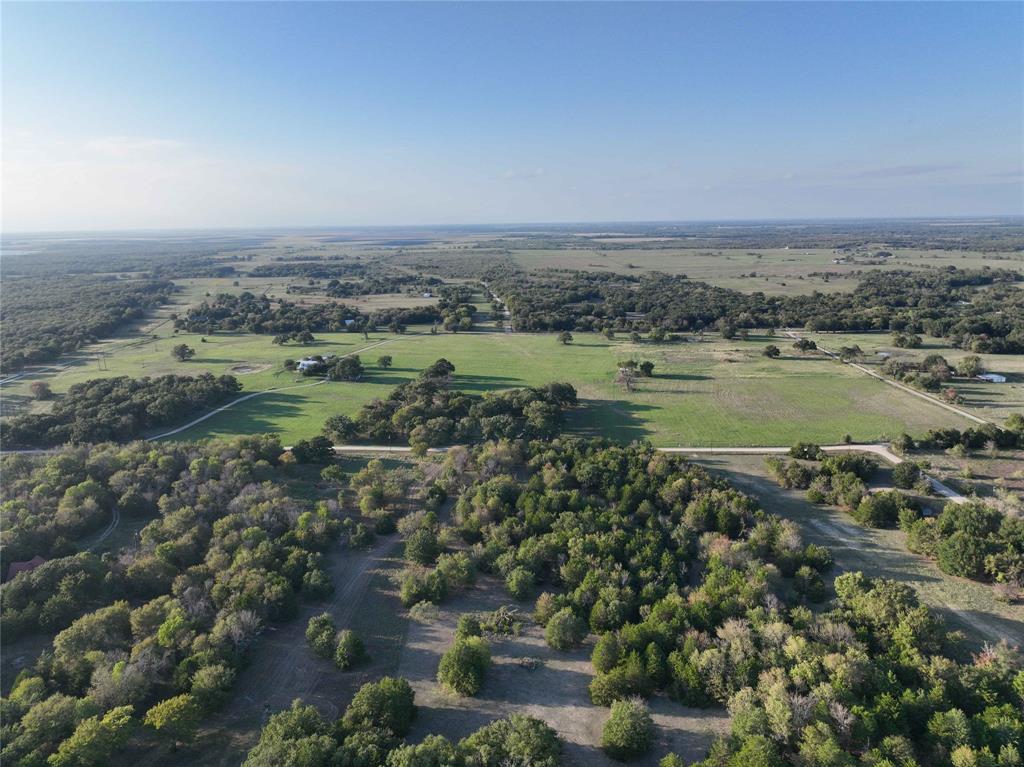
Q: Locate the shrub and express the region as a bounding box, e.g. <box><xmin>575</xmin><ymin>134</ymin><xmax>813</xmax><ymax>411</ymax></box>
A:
<box><xmin>305</xmin><ymin>613</ymin><xmax>337</xmax><ymax>659</ymax></box>
<box><xmin>601</xmin><ymin>697</ymin><xmax>653</xmax><ymax>760</ymax></box>
<box><xmin>437</xmin><ymin>636</ymin><xmax>491</xmax><ymax>696</ymax></box>
<box><xmin>592</xmin><ymin>633</ymin><xmax>622</xmax><ymax>674</ymax></box>
<box><xmin>350</xmin><ymin>523</ymin><xmax>375</xmax><ymax>549</ymax></box>
<box><xmin>937</xmin><ymin>531</ymin><xmax>990</xmax><ymax>579</ymax></box>
<box><xmin>789</xmin><ymin>443</ymin><xmax>824</xmax><ymax>460</ymax></box>
<box><xmin>533</xmin><ymin>592</ymin><xmax>560</xmax><ymax>626</ymax></box>
<box><xmin>400</xmin><ymin>570</ymin><xmax>448</xmax><ymax>607</ymax></box>
<box><xmin>404</xmin><ymin>528</ymin><xmax>440</xmax><ymax>566</ymax></box>
<box><xmin>408</xmin><ymin>601</ymin><xmax>440</xmax><ymax>623</ymax></box>
<box><xmin>455</xmin><ymin>614</ymin><xmax>483</xmax><ymax>639</ymax></box>
<box><xmin>457</xmin><ymin>714</ymin><xmax>560</xmax><ymax>767</ymax></box>
<box><xmin>793</xmin><ymin>565</ymin><xmax>827</xmax><ymax>602</ymax></box>
<box><xmin>436</xmin><ymin>552</ymin><xmax>475</xmax><ymax>589</ymax></box>
<box><xmin>590</xmin><ymin>662</ymin><xmax>652</xmax><ymax>706</ymax></box>
<box><xmin>334</xmin><ymin>629</ymin><xmax>367</xmax><ymax>670</ymax></box>
<box><xmin>342</xmin><ymin>677</ymin><xmax>415</xmax><ymax>737</ymax></box>
<box><xmin>505</xmin><ymin>567</ymin><xmax>535</xmax><ymax>601</ymax></box>
<box><xmin>544</xmin><ymin>608</ymin><xmax>587</xmax><ymax>650</ymax></box>
<box><xmin>821</xmin><ymin>453</ymin><xmax>878</xmax><ymax>481</ymax></box>
<box><xmin>852</xmin><ymin>491</ymin><xmax>907</xmax><ymax>528</ymax></box>
<box><xmin>892</xmin><ymin>461</ymin><xmax>922</xmax><ymax>489</ymax></box>
<box><xmin>387</xmin><ymin>735</ymin><xmax>458</xmax><ymax>767</ymax></box>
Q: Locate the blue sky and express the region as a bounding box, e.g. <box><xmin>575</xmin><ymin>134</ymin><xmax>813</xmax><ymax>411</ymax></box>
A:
<box><xmin>3</xmin><ymin>1</ymin><xmax>1021</xmax><ymax>230</ymax></box>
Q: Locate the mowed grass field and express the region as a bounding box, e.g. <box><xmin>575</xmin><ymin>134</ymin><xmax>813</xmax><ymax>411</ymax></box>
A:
<box><xmin>802</xmin><ymin>330</ymin><xmax>1024</xmax><ymax>424</ymax></box>
<box><xmin>3</xmin><ymin>323</ymin><xmax>977</xmax><ymax>446</ymax></box>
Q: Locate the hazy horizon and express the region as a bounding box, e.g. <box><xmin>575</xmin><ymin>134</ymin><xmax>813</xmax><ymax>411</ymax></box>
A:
<box><xmin>3</xmin><ymin>2</ymin><xmax>1022</xmax><ymax>231</ymax></box>
<box><xmin>4</xmin><ymin>214</ymin><xmax>1023</xmax><ymax>240</ymax></box>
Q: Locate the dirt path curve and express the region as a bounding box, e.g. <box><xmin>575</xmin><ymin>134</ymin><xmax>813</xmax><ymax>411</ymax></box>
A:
<box><xmin>145</xmin><ymin>335</ymin><xmax>409</xmax><ymax>440</ymax></box>
<box><xmin>784</xmin><ymin>330</ymin><xmax>991</xmax><ymax>425</ymax></box>
<box><xmin>85</xmin><ymin>504</ymin><xmax>120</xmax><ymax>552</ymax></box>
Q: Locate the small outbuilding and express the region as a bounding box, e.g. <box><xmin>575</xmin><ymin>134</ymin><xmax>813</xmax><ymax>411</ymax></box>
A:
<box><xmin>6</xmin><ymin>555</ymin><xmax>46</xmax><ymax>582</ymax></box>
<box><xmin>977</xmin><ymin>373</ymin><xmax>1007</xmax><ymax>383</ymax></box>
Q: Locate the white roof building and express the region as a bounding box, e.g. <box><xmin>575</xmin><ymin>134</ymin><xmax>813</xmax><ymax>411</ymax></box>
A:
<box><xmin>977</xmin><ymin>373</ymin><xmax>1007</xmax><ymax>383</ymax></box>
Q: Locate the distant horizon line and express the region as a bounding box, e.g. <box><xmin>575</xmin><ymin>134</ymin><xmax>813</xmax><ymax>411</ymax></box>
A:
<box><xmin>4</xmin><ymin>213</ymin><xmax>1023</xmax><ymax>239</ymax></box>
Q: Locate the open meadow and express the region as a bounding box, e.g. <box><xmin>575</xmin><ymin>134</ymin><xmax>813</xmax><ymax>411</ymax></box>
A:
<box><xmin>2</xmin><ymin>321</ymin><xmax>979</xmax><ymax>446</ymax></box>
<box><xmin>802</xmin><ymin>330</ymin><xmax>1024</xmax><ymax>423</ymax></box>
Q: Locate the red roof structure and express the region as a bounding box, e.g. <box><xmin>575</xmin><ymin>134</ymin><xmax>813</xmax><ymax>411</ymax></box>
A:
<box><xmin>5</xmin><ymin>555</ymin><xmax>46</xmax><ymax>582</ymax></box>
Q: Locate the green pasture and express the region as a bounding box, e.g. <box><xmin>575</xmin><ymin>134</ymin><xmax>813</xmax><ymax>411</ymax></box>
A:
<box><xmin>3</xmin><ymin>327</ymin><xmax>977</xmax><ymax>446</ymax></box>
<box><xmin>802</xmin><ymin>331</ymin><xmax>1024</xmax><ymax>424</ymax></box>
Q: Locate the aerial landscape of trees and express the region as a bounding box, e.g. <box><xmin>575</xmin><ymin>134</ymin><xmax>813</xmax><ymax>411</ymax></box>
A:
<box><xmin>1</xmin><ymin>436</ymin><xmax>344</xmax><ymax>765</ymax></box>
<box><xmin>485</xmin><ymin>266</ymin><xmax>1024</xmax><ymax>353</ymax></box>
<box><xmin>322</xmin><ymin>359</ymin><xmax>577</xmax><ymax>450</ymax></box>
<box><xmin>0</xmin><ymin>275</ymin><xmax>173</xmax><ymax>372</ymax></box>
<box><xmin>224</xmin><ymin>437</ymin><xmax>1024</xmax><ymax>766</ymax></box>
<box><xmin>1</xmin><ymin>223</ymin><xmax>1022</xmax><ymax>767</ymax></box>
<box><xmin>0</xmin><ymin>374</ymin><xmax>241</xmax><ymax>448</ymax></box>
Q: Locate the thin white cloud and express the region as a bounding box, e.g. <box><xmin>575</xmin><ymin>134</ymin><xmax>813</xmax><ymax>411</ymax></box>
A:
<box><xmin>83</xmin><ymin>136</ymin><xmax>186</xmax><ymax>157</ymax></box>
<box><xmin>851</xmin><ymin>163</ymin><xmax>962</xmax><ymax>179</ymax></box>
<box><xmin>502</xmin><ymin>167</ymin><xmax>545</xmax><ymax>179</ymax></box>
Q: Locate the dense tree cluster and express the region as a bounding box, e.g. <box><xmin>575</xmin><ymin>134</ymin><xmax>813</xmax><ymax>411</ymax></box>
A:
<box><xmin>677</xmin><ymin>571</ymin><xmax>1024</xmax><ymax>767</ymax></box>
<box><xmin>249</xmin><ymin>261</ymin><xmax>370</xmax><ymax>279</ymax></box>
<box><xmin>906</xmin><ymin>501</ymin><xmax>1024</xmax><ymax>585</ymax></box>
<box><xmin>1</xmin><ymin>436</ymin><xmax>343</xmax><ymax>765</ymax></box>
<box><xmin>322</xmin><ymin>360</ymin><xmax>577</xmax><ymax>450</ymax></box>
<box><xmin>0</xmin><ymin>374</ymin><xmax>241</xmax><ymax>448</ymax></box>
<box><xmin>243</xmin><ymin>686</ymin><xmax>561</xmax><ymax>767</ymax></box>
<box><xmin>384</xmin><ymin>438</ymin><xmax>1024</xmax><ymax>766</ymax></box>
<box><xmin>766</xmin><ymin>452</ymin><xmax>880</xmax><ymax>514</ymax></box>
<box><xmin>436</xmin><ymin>285</ymin><xmax>479</xmax><ymax>332</ymax></box>
<box><xmin>324</xmin><ymin>274</ymin><xmax>442</xmax><ymax>297</ymax></box>
<box><xmin>485</xmin><ymin>267</ymin><xmax>1024</xmax><ymax>352</ymax></box>
<box><xmin>907</xmin><ymin>421</ymin><xmax>1024</xmax><ymax>452</ymax></box>
<box><xmin>1</xmin><ymin>276</ymin><xmax>173</xmax><ymax>372</ymax></box>
<box><xmin>174</xmin><ymin>291</ymin><xmax>443</xmax><ymax>335</ymax></box>
<box><xmin>174</xmin><ymin>292</ymin><xmax>362</xmax><ymax>334</ymax></box>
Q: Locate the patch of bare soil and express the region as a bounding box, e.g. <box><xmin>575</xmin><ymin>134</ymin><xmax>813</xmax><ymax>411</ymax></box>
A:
<box><xmin>229</xmin><ymin>363</ymin><xmax>272</xmax><ymax>374</ymax></box>
<box><xmin>398</xmin><ymin>578</ymin><xmax>729</xmax><ymax>766</ymax></box>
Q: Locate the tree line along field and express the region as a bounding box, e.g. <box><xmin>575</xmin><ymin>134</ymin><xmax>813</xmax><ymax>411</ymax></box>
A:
<box><xmin>2</xmin><ymin>322</ymin><xmax>979</xmax><ymax>446</ymax></box>
<box><xmin>503</xmin><ymin>245</ymin><xmax>1024</xmax><ymax>296</ymax></box>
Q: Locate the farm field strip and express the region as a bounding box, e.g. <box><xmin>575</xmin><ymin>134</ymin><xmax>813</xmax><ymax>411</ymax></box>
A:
<box><xmin>3</xmin><ymin>329</ymin><xmax>978</xmax><ymax>446</ymax></box>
